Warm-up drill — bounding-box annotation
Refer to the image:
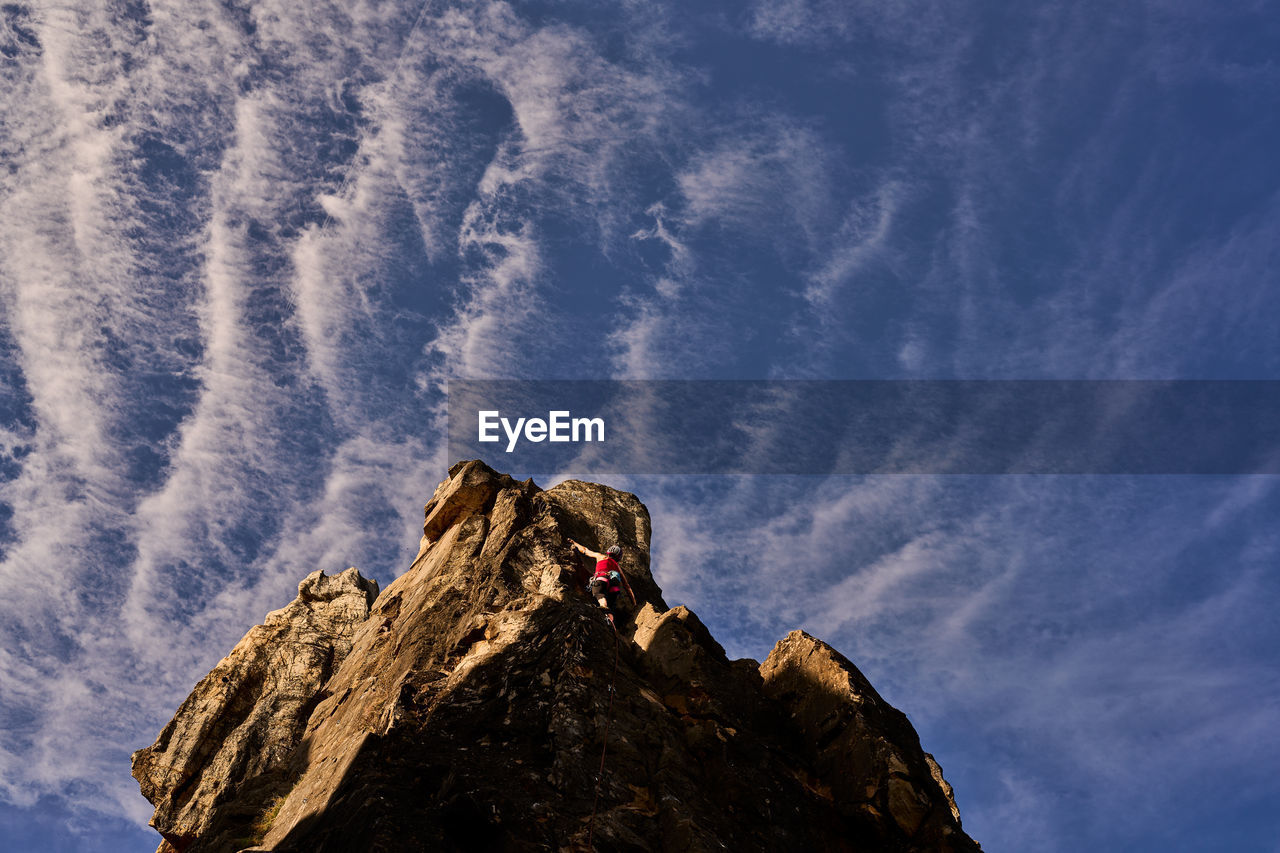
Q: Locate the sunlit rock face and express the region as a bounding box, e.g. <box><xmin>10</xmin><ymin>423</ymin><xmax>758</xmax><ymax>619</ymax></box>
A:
<box><xmin>134</xmin><ymin>460</ymin><xmax>979</xmax><ymax>852</ymax></box>
<box><xmin>131</xmin><ymin>568</ymin><xmax>379</xmax><ymax>853</ymax></box>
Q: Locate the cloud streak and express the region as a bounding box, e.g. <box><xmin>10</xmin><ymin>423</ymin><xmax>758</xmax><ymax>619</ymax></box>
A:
<box><xmin>0</xmin><ymin>0</ymin><xmax>701</xmax><ymax>834</ymax></box>
<box><xmin>1</xmin><ymin>2</ymin><xmax>1277</xmax><ymax>851</ymax></box>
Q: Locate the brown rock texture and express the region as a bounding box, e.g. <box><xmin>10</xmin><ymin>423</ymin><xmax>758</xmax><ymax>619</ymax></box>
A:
<box><xmin>134</xmin><ymin>460</ymin><xmax>979</xmax><ymax>852</ymax></box>
<box><xmin>760</xmin><ymin>631</ymin><xmax>970</xmax><ymax>849</ymax></box>
<box><xmin>131</xmin><ymin>567</ymin><xmax>379</xmax><ymax>852</ymax></box>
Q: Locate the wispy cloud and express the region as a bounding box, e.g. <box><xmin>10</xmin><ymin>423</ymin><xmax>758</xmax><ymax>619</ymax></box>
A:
<box><xmin>1</xmin><ymin>2</ymin><xmax>1277</xmax><ymax>851</ymax></box>
<box><xmin>643</xmin><ymin>472</ymin><xmax>1280</xmax><ymax>850</ymax></box>
<box><xmin>0</xmin><ymin>0</ymin><xmax>703</xmax><ymax>830</ymax></box>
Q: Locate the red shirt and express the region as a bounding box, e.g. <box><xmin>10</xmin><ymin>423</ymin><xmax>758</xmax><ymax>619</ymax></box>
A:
<box><xmin>594</xmin><ymin>557</ymin><xmax>619</xmax><ymax>579</ymax></box>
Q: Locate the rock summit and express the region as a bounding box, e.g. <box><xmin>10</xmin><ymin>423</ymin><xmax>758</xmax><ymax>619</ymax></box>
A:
<box><xmin>133</xmin><ymin>460</ymin><xmax>979</xmax><ymax>852</ymax></box>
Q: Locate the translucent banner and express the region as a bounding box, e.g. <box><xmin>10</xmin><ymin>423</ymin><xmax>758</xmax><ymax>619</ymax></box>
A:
<box><xmin>447</xmin><ymin>380</ymin><xmax>1280</xmax><ymax>475</ymax></box>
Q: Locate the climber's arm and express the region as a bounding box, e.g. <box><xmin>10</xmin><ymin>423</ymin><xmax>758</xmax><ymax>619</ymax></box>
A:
<box><xmin>569</xmin><ymin>539</ymin><xmax>606</xmax><ymax>561</ymax></box>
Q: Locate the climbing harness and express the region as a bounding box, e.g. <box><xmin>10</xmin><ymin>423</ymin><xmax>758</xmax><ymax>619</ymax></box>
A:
<box><xmin>585</xmin><ymin>613</ymin><xmax>621</xmax><ymax>851</ymax></box>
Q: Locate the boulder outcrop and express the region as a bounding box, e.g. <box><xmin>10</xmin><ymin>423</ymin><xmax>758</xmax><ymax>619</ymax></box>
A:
<box><xmin>132</xmin><ymin>568</ymin><xmax>379</xmax><ymax>852</ymax></box>
<box><xmin>761</xmin><ymin>631</ymin><xmax>968</xmax><ymax>847</ymax></box>
<box><xmin>133</xmin><ymin>460</ymin><xmax>979</xmax><ymax>852</ymax></box>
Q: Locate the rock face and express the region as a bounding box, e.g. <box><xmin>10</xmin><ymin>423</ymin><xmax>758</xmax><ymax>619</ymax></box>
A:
<box><xmin>761</xmin><ymin>632</ymin><xmax>967</xmax><ymax>847</ymax></box>
<box><xmin>132</xmin><ymin>568</ymin><xmax>380</xmax><ymax>853</ymax></box>
<box><xmin>134</xmin><ymin>460</ymin><xmax>979</xmax><ymax>852</ymax></box>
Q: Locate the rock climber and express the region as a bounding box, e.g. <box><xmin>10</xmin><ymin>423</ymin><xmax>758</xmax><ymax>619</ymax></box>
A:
<box><xmin>569</xmin><ymin>539</ymin><xmax>636</xmax><ymax>617</ymax></box>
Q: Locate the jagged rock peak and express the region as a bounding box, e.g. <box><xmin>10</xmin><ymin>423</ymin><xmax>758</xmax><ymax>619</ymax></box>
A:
<box><xmin>762</xmin><ymin>630</ymin><xmax>968</xmax><ymax>844</ymax></box>
<box><xmin>133</xmin><ymin>460</ymin><xmax>978</xmax><ymax>852</ymax></box>
<box><xmin>131</xmin><ymin>567</ymin><xmax>379</xmax><ymax>853</ymax></box>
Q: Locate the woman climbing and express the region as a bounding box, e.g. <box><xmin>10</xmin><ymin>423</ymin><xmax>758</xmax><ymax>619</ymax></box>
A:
<box><xmin>569</xmin><ymin>539</ymin><xmax>637</xmax><ymax>618</ymax></box>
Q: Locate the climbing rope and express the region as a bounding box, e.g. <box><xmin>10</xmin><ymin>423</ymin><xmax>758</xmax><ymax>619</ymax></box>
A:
<box><xmin>585</xmin><ymin>614</ymin><xmax>621</xmax><ymax>851</ymax></box>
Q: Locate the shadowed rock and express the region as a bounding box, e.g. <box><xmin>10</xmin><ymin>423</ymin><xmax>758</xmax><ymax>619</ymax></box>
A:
<box><xmin>761</xmin><ymin>630</ymin><xmax>972</xmax><ymax>850</ymax></box>
<box><xmin>134</xmin><ymin>460</ymin><xmax>979</xmax><ymax>852</ymax></box>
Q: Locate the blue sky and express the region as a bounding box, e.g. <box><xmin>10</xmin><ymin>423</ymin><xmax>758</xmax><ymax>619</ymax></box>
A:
<box><xmin>1</xmin><ymin>1</ymin><xmax>1278</xmax><ymax>851</ymax></box>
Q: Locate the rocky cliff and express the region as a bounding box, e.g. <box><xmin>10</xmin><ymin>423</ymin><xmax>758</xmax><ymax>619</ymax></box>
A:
<box><xmin>133</xmin><ymin>460</ymin><xmax>979</xmax><ymax>852</ymax></box>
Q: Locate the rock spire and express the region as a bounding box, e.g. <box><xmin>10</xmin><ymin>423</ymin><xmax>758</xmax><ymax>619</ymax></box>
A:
<box><xmin>133</xmin><ymin>460</ymin><xmax>978</xmax><ymax>852</ymax></box>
